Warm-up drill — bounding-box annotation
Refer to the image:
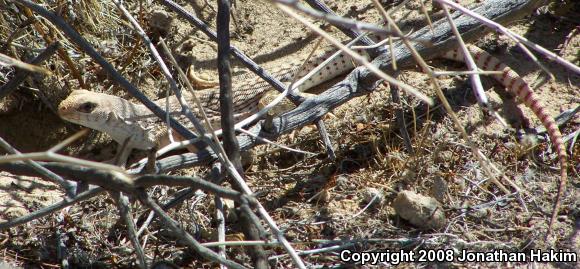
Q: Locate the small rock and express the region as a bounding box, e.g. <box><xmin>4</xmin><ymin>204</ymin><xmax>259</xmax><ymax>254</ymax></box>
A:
<box><xmin>362</xmin><ymin>187</ymin><xmax>384</xmax><ymax>206</ymax></box>
<box><xmin>210</xmin><ymin>198</ymin><xmax>237</xmax><ymax>223</ymax></box>
<box><xmin>241</xmin><ymin>149</ymin><xmax>255</xmax><ymax>168</ymax></box>
<box><xmin>313</xmin><ymin>189</ymin><xmax>330</xmax><ymax>203</ymax></box>
<box><xmin>430</xmin><ymin>176</ymin><xmax>448</xmax><ymax>202</ymax></box>
<box><xmin>149</xmin><ymin>10</ymin><xmax>174</xmax><ymax>38</ymax></box>
<box><xmin>434</xmin><ymin>149</ymin><xmax>453</xmax><ymax>163</ymax></box>
<box><xmin>393</xmin><ymin>190</ymin><xmax>446</xmax><ymax>229</ymax></box>
<box><xmin>354</xmin><ymin>115</ymin><xmax>367</xmax><ymax>123</ymax></box>
<box><xmin>335</xmin><ymin>175</ymin><xmax>349</xmax><ymax>190</ymax></box>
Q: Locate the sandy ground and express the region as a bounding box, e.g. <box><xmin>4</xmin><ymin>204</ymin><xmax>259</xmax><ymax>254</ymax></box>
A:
<box><xmin>0</xmin><ymin>0</ymin><xmax>578</xmax><ymax>267</ymax></box>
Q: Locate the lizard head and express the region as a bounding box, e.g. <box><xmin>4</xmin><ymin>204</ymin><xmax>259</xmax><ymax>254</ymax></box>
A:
<box><xmin>58</xmin><ymin>90</ymin><xmax>157</xmax><ymax>150</ymax></box>
<box><xmin>58</xmin><ymin>90</ymin><xmax>131</xmax><ymax>131</ymax></box>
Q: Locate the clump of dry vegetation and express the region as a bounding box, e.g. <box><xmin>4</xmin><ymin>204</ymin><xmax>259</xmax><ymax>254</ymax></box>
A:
<box><xmin>0</xmin><ymin>0</ymin><xmax>577</xmax><ymax>268</ymax></box>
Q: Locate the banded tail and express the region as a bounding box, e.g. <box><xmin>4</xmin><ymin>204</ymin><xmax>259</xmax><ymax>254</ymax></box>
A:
<box><xmin>442</xmin><ymin>45</ymin><xmax>568</xmax><ymax>236</ymax></box>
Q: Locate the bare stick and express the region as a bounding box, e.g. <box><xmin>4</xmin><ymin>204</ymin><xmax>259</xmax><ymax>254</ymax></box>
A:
<box><xmin>439</xmin><ymin>4</ymin><xmax>508</xmax><ymax>127</ymax></box>
<box><xmin>303</xmin><ymin>0</ymin><xmax>377</xmax><ymax>51</ymax></box>
<box><xmin>136</xmin><ymin>187</ymin><xmax>198</xmax><ymax>237</ymax></box>
<box><xmin>217</xmin><ymin>0</ymin><xmax>242</xmax><ymax>173</ymax></box>
<box><xmin>237</xmin><ymin>128</ymin><xmax>316</xmax><ymax>155</ymax></box>
<box><xmin>214</xmin><ymin>196</ymin><xmax>227</xmax><ymax>268</ymax></box>
<box><xmin>433</xmin><ymin>70</ymin><xmax>503</xmax><ymax>76</ymax></box>
<box><xmin>390</xmin><ymin>84</ymin><xmax>414</xmax><ymax>154</ymax></box>
<box><xmin>440</xmin><ymin>5</ymin><xmax>487</xmax><ymax>107</ymax></box>
<box><xmin>216</xmin><ymin>1</ymin><xmax>268</xmax><ymax>267</ymax></box>
<box><xmin>277</xmin><ymin>0</ymin><xmax>408</xmax><ymax>40</ymax></box>
<box><xmin>112</xmin><ymin>192</ymin><xmax>147</xmax><ymax>269</ymax></box>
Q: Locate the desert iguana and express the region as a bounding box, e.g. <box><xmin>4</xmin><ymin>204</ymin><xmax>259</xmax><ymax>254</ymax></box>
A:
<box><xmin>57</xmin><ymin>45</ymin><xmax>568</xmax><ymax>180</ymax></box>
<box><xmin>58</xmin><ymin>1</ymin><xmax>567</xmax><ymax>234</ymax></box>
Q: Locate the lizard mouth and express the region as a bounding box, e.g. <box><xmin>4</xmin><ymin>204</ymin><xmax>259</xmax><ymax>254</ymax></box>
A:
<box><xmin>57</xmin><ymin>105</ymin><xmax>81</xmax><ymax>121</ymax></box>
<box><xmin>57</xmin><ymin>104</ymin><xmax>72</xmax><ymax>117</ymax></box>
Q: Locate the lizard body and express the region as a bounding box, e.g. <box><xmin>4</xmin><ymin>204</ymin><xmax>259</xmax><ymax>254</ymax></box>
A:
<box><xmin>58</xmin><ymin>46</ymin><xmax>360</xmax><ymax>151</ymax></box>
<box><xmin>57</xmin><ymin>0</ymin><xmax>568</xmax><ymax>236</ymax></box>
<box><xmin>58</xmin><ymin>45</ymin><xmax>567</xmax><ymax>197</ymax></box>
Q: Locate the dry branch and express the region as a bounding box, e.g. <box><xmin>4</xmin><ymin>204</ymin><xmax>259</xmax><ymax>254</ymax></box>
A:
<box><xmin>132</xmin><ymin>0</ymin><xmax>541</xmax><ymax>173</ymax></box>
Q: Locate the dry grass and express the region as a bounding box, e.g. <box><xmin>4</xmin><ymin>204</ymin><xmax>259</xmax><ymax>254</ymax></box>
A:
<box><xmin>0</xmin><ymin>0</ymin><xmax>577</xmax><ymax>268</ymax></box>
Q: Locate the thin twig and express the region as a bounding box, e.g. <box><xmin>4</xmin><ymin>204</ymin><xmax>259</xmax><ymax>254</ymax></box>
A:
<box><xmin>48</xmin><ymin>129</ymin><xmax>90</xmax><ymax>153</ymax></box>
<box><xmin>112</xmin><ymin>192</ymin><xmax>147</xmax><ymax>269</ymax></box>
<box><xmin>435</xmin><ymin>0</ymin><xmax>580</xmax><ymax>75</ymax></box>
<box><xmin>136</xmin><ymin>189</ymin><xmax>247</xmax><ymax>269</ymax></box>
<box><xmin>13</xmin><ymin>0</ymin><xmax>201</xmax><ymax>148</ymax></box>
<box><xmin>276</xmin><ymin>3</ymin><xmax>433</xmax><ymax>105</ymax></box>
<box><xmin>0</xmin><ymin>41</ymin><xmax>60</xmax><ymax>99</ymax></box>
<box><xmin>0</xmin><ymin>52</ymin><xmax>51</xmax><ymax>74</ymax></box>
<box><xmin>440</xmin><ymin>5</ymin><xmax>488</xmax><ymax>107</ymax></box>
<box><xmin>0</xmin><ymin>187</ymin><xmax>103</xmax><ymax>230</ymax></box>
<box><xmin>0</xmin><ymin>136</ymin><xmax>76</xmax><ymax>197</ymax></box>
<box><xmin>214</xmin><ymin>196</ymin><xmax>227</xmax><ymax>269</ymax></box>
<box><xmin>19</xmin><ymin>5</ymin><xmax>86</xmax><ymax>88</ymax></box>
<box><xmin>236</xmin><ymin>128</ymin><xmax>316</xmax><ymax>155</ymax></box>
<box><xmin>0</xmin><ymin>151</ymin><xmax>127</xmax><ymax>174</ymax></box>
<box><xmin>136</xmin><ymin>187</ymin><xmax>198</xmax><ymax>237</ymax></box>
<box><xmin>302</xmin><ymin>0</ymin><xmax>377</xmax><ymax>52</ymax></box>
<box><xmin>433</xmin><ymin>70</ymin><xmax>504</xmax><ymax>76</ymax></box>
<box><xmin>315</xmin><ymin>120</ymin><xmax>335</xmax><ymax>160</ymax></box>
<box><xmin>439</xmin><ymin>4</ymin><xmax>508</xmax><ymax>127</ymax></box>
<box><xmin>277</xmin><ymin>0</ymin><xmax>409</xmax><ymax>41</ymax></box>
<box><xmin>112</xmin><ymin>0</ymin><xmax>209</xmax><ymax>142</ymax></box>
<box><xmin>217</xmin><ymin>0</ymin><xmax>242</xmax><ymax>173</ymax></box>
<box><xmin>389</xmin><ymin>84</ymin><xmax>414</xmax><ymax>154</ymax></box>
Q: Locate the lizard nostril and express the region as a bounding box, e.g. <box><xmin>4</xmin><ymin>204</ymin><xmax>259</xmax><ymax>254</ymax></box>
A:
<box><xmin>57</xmin><ymin>103</ymin><xmax>72</xmax><ymax>116</ymax></box>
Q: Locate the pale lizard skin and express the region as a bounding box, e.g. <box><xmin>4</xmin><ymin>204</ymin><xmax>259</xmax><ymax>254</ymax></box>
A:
<box><xmin>58</xmin><ymin>45</ymin><xmax>568</xmax><ymax>199</ymax></box>
<box><xmin>58</xmin><ymin>47</ymin><xmax>355</xmax><ymax>152</ymax></box>
<box><xmin>58</xmin><ymin>1</ymin><xmax>567</xmax><ymax>234</ymax></box>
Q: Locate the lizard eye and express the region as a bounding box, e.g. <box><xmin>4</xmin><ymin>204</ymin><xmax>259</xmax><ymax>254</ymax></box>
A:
<box><xmin>78</xmin><ymin>102</ymin><xmax>97</xmax><ymax>113</ymax></box>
